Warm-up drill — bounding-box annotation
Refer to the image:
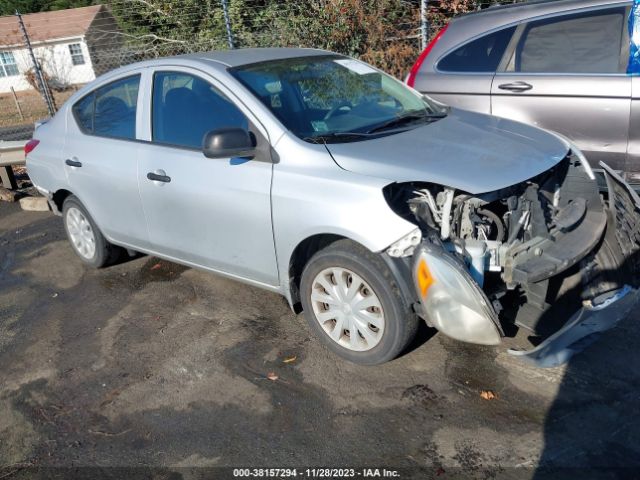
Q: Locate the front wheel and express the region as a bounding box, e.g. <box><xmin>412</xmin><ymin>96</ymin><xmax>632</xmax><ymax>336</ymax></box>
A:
<box><xmin>300</xmin><ymin>240</ymin><xmax>418</xmax><ymax>365</ymax></box>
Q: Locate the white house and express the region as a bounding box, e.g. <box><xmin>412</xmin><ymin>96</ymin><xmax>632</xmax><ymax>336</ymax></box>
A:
<box><xmin>0</xmin><ymin>5</ymin><xmax>121</xmax><ymax>94</ymax></box>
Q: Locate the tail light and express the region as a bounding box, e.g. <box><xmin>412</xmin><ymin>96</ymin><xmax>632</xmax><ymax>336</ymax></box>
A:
<box><xmin>24</xmin><ymin>139</ymin><xmax>40</xmax><ymax>157</ymax></box>
<box><xmin>406</xmin><ymin>24</ymin><xmax>449</xmax><ymax>88</ymax></box>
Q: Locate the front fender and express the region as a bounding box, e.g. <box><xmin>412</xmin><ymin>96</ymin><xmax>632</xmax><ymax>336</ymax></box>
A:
<box><xmin>271</xmin><ymin>138</ymin><xmax>417</xmax><ymax>299</ymax></box>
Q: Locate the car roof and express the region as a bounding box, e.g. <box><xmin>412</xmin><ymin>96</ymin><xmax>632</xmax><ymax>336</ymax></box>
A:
<box><xmin>178</xmin><ymin>47</ymin><xmax>334</xmax><ymax>68</ymax></box>
<box><xmin>60</xmin><ymin>47</ymin><xmax>339</xmax><ymax>109</ymax></box>
<box><xmin>455</xmin><ymin>0</ymin><xmax>629</xmax><ymax>26</ymax></box>
<box><xmin>420</xmin><ymin>0</ymin><xmax>630</xmax><ymax>69</ymax></box>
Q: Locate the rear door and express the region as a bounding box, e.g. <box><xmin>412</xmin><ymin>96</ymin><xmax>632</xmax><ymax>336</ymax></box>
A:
<box><xmin>63</xmin><ymin>73</ymin><xmax>150</xmax><ymax>248</ymax></box>
<box><xmin>491</xmin><ymin>4</ymin><xmax>631</xmax><ymax>172</ymax></box>
<box><xmin>626</xmin><ymin>74</ymin><xmax>640</xmax><ymax>181</ymax></box>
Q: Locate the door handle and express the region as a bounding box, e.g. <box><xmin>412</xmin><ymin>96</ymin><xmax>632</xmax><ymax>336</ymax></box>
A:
<box><xmin>498</xmin><ymin>81</ymin><xmax>533</xmax><ymax>92</ymax></box>
<box><xmin>65</xmin><ymin>158</ymin><xmax>82</xmax><ymax>167</ymax></box>
<box><xmin>147</xmin><ymin>171</ymin><xmax>171</xmax><ymax>183</ymax></box>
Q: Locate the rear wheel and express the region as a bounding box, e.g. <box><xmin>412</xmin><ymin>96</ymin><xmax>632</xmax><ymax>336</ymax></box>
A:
<box><xmin>62</xmin><ymin>195</ymin><xmax>121</xmax><ymax>268</ymax></box>
<box><xmin>300</xmin><ymin>240</ymin><xmax>418</xmax><ymax>365</ymax></box>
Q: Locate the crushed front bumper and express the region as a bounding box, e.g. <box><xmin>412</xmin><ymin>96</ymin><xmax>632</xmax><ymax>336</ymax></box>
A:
<box><xmin>508</xmin><ymin>285</ymin><xmax>639</xmax><ymax>367</ymax></box>
<box><xmin>411</xmin><ymin>162</ymin><xmax>640</xmax><ymax>367</ymax></box>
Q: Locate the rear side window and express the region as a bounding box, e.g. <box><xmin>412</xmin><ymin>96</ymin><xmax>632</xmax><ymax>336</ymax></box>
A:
<box><xmin>72</xmin><ymin>75</ymin><xmax>140</xmax><ymax>140</ymax></box>
<box><xmin>152</xmin><ymin>71</ymin><xmax>248</xmax><ymax>149</ymax></box>
<box><xmin>511</xmin><ymin>8</ymin><xmax>626</xmax><ymax>74</ymax></box>
<box><xmin>438</xmin><ymin>27</ymin><xmax>515</xmax><ymax>73</ymax></box>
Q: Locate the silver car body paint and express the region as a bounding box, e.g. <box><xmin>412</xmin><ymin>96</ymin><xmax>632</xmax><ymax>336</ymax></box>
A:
<box><xmin>326</xmin><ymin>108</ymin><xmax>568</xmax><ymax>194</ymax></box>
<box><xmin>25</xmin><ymin>47</ymin><xmax>575</xmax><ymax>309</ymax></box>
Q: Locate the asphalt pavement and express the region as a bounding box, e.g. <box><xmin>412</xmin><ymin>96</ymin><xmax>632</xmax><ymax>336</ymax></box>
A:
<box><xmin>1</xmin><ymin>201</ymin><xmax>639</xmax><ymax>479</ymax></box>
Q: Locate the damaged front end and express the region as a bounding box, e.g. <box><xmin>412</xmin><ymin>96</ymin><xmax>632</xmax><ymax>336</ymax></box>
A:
<box><xmin>385</xmin><ymin>152</ymin><xmax>640</xmax><ymax>366</ymax></box>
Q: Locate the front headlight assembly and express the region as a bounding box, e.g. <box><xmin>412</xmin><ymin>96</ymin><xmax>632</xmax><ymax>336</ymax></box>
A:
<box><xmin>412</xmin><ymin>243</ymin><xmax>502</xmax><ymax>345</ymax></box>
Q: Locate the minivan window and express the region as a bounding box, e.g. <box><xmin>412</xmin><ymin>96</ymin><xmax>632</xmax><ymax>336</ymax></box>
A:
<box><xmin>438</xmin><ymin>27</ymin><xmax>516</xmax><ymax>73</ymax></box>
<box><xmin>511</xmin><ymin>8</ymin><xmax>626</xmax><ymax>74</ymax></box>
<box><xmin>72</xmin><ymin>75</ymin><xmax>140</xmax><ymax>140</ymax></box>
<box><xmin>152</xmin><ymin>71</ymin><xmax>248</xmax><ymax>149</ymax></box>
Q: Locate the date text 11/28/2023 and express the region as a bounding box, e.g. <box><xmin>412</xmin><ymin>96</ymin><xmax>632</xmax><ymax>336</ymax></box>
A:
<box><xmin>232</xmin><ymin>468</ymin><xmax>401</xmax><ymax>478</ymax></box>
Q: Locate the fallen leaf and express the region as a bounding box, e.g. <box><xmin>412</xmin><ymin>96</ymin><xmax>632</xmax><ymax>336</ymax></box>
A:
<box><xmin>436</xmin><ymin>467</ymin><xmax>446</xmax><ymax>476</ymax></box>
<box><xmin>480</xmin><ymin>390</ymin><xmax>498</xmax><ymax>400</ymax></box>
<box><xmin>283</xmin><ymin>356</ymin><xmax>297</xmax><ymax>364</ymax></box>
<box><xmin>267</xmin><ymin>372</ymin><xmax>278</xmax><ymax>381</ymax></box>
<box><xmin>150</xmin><ymin>263</ymin><xmax>162</xmax><ymax>271</ymax></box>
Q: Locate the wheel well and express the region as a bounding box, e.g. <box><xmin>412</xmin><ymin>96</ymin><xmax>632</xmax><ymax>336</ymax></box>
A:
<box><xmin>51</xmin><ymin>189</ymin><xmax>72</xmax><ymax>214</ymax></box>
<box><xmin>288</xmin><ymin>234</ymin><xmax>346</xmax><ymax>313</ymax></box>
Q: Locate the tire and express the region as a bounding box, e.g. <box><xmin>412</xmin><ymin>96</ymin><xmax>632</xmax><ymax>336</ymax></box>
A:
<box><xmin>300</xmin><ymin>239</ymin><xmax>418</xmax><ymax>365</ymax></box>
<box><xmin>540</xmin><ymin>211</ymin><xmax>632</xmax><ymax>337</ymax></box>
<box><xmin>606</xmin><ymin>186</ymin><xmax>640</xmax><ymax>284</ymax></box>
<box><xmin>577</xmin><ymin>207</ymin><xmax>637</xmax><ymax>301</ymax></box>
<box><xmin>62</xmin><ymin>195</ymin><xmax>121</xmax><ymax>268</ymax></box>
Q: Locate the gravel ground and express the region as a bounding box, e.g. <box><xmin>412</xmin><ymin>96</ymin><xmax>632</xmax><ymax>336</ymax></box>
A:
<box><xmin>1</xmin><ymin>201</ymin><xmax>639</xmax><ymax>479</ymax></box>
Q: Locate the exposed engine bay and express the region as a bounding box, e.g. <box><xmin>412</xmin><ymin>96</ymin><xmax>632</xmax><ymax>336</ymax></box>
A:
<box><xmin>384</xmin><ymin>153</ymin><xmax>640</xmax><ymax>351</ymax></box>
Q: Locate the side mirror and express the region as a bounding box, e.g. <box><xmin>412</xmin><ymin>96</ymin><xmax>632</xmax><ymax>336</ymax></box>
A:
<box><xmin>202</xmin><ymin>128</ymin><xmax>256</xmax><ymax>159</ymax></box>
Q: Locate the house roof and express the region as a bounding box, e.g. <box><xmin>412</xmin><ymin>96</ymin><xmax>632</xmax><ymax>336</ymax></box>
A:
<box><xmin>0</xmin><ymin>5</ymin><xmax>105</xmax><ymax>47</ymax></box>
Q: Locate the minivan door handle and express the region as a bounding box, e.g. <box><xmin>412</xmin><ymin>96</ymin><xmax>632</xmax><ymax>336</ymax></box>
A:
<box><xmin>498</xmin><ymin>81</ymin><xmax>533</xmax><ymax>92</ymax></box>
<box><xmin>65</xmin><ymin>158</ymin><xmax>82</xmax><ymax>167</ymax></box>
<box><xmin>147</xmin><ymin>171</ymin><xmax>171</xmax><ymax>183</ymax></box>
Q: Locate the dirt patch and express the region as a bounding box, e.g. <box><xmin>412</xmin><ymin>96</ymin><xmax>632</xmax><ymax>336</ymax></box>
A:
<box><xmin>15</xmin><ymin>241</ymin><xmax>85</xmax><ymax>290</ymax></box>
<box><xmin>0</xmin><ymin>400</ymin><xmax>39</xmax><ymax>465</ymax></box>
<box><xmin>2</xmin><ymin>201</ymin><xmax>640</xmax><ymax>475</ymax></box>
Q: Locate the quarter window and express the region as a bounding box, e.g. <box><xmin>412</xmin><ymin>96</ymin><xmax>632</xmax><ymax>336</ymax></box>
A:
<box><xmin>68</xmin><ymin>43</ymin><xmax>85</xmax><ymax>66</ymax></box>
<box><xmin>72</xmin><ymin>92</ymin><xmax>94</xmax><ymax>132</ymax></box>
<box><xmin>510</xmin><ymin>8</ymin><xmax>626</xmax><ymax>74</ymax></box>
<box><xmin>0</xmin><ymin>51</ymin><xmax>19</xmax><ymax>77</ymax></box>
<box><xmin>438</xmin><ymin>27</ymin><xmax>515</xmax><ymax>73</ymax></box>
<box><xmin>152</xmin><ymin>71</ymin><xmax>248</xmax><ymax>149</ymax></box>
<box><xmin>72</xmin><ymin>75</ymin><xmax>140</xmax><ymax>140</ymax></box>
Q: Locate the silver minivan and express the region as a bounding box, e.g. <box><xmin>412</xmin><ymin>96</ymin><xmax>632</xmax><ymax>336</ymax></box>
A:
<box><xmin>407</xmin><ymin>0</ymin><xmax>639</xmax><ymax>182</ymax></box>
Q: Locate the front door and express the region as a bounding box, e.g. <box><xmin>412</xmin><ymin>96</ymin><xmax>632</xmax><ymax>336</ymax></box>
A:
<box><xmin>491</xmin><ymin>5</ymin><xmax>632</xmax><ymax>172</ymax></box>
<box><xmin>137</xmin><ymin>68</ymin><xmax>278</xmax><ymax>286</ymax></box>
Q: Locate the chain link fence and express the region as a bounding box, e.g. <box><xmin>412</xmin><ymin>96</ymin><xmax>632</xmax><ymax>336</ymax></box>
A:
<box><xmin>0</xmin><ymin>0</ymin><xmax>524</xmax><ymax>141</ymax></box>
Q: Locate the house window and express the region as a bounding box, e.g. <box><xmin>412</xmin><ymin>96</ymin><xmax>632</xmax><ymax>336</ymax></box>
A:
<box><xmin>0</xmin><ymin>51</ymin><xmax>19</xmax><ymax>77</ymax></box>
<box><xmin>68</xmin><ymin>43</ymin><xmax>85</xmax><ymax>66</ymax></box>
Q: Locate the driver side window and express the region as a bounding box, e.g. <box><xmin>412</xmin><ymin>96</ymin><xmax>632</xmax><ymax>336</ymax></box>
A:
<box><xmin>152</xmin><ymin>71</ymin><xmax>248</xmax><ymax>149</ymax></box>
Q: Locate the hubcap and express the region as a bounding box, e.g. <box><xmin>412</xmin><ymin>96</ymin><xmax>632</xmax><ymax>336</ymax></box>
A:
<box><xmin>66</xmin><ymin>207</ymin><xmax>96</xmax><ymax>260</ymax></box>
<box><xmin>310</xmin><ymin>267</ymin><xmax>385</xmax><ymax>352</ymax></box>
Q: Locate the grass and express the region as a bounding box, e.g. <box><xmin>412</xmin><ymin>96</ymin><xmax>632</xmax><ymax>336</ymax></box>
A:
<box><xmin>0</xmin><ymin>88</ymin><xmax>78</xmax><ymax>128</ymax></box>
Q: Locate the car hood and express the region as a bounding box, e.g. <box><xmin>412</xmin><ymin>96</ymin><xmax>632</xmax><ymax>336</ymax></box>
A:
<box><xmin>325</xmin><ymin>109</ymin><xmax>569</xmax><ymax>194</ymax></box>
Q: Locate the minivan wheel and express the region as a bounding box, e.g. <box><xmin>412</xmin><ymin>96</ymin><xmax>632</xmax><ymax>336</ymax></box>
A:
<box><xmin>300</xmin><ymin>240</ymin><xmax>418</xmax><ymax>365</ymax></box>
<box><xmin>62</xmin><ymin>195</ymin><xmax>120</xmax><ymax>268</ymax></box>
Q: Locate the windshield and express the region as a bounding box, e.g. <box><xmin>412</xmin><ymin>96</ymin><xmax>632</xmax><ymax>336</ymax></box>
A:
<box><xmin>230</xmin><ymin>55</ymin><xmax>447</xmax><ymax>143</ymax></box>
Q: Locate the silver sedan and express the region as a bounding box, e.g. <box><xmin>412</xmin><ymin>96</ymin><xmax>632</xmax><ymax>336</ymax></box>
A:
<box><xmin>26</xmin><ymin>48</ymin><xmax>640</xmax><ymax>366</ymax></box>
